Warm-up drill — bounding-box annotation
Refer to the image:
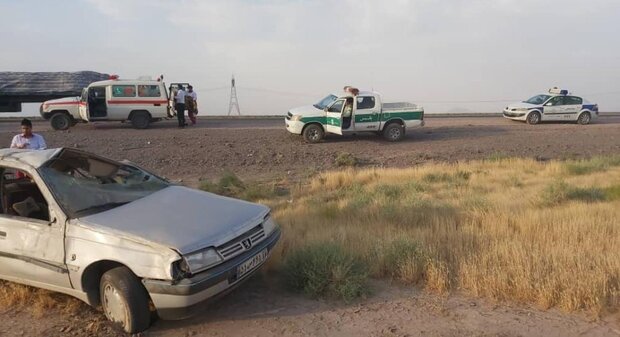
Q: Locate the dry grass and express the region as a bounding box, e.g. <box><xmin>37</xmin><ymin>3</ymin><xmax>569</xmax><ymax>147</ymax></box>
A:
<box><xmin>265</xmin><ymin>156</ymin><xmax>620</xmax><ymax>314</ymax></box>
<box><xmin>0</xmin><ymin>281</ymin><xmax>85</xmax><ymax>317</ymax></box>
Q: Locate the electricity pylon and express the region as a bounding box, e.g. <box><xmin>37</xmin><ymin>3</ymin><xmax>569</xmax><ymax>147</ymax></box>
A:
<box><xmin>227</xmin><ymin>75</ymin><xmax>241</xmax><ymax>116</ymax></box>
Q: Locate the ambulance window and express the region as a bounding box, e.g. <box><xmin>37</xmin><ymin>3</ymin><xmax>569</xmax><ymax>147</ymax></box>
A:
<box><xmin>112</xmin><ymin>85</ymin><xmax>136</xmax><ymax>97</ymax></box>
<box><xmin>356</xmin><ymin>96</ymin><xmax>375</xmax><ymax>109</ymax></box>
<box><xmin>566</xmin><ymin>96</ymin><xmax>582</xmax><ymax>105</ymax></box>
<box><xmin>138</xmin><ymin>85</ymin><xmax>161</xmax><ymax>97</ymax></box>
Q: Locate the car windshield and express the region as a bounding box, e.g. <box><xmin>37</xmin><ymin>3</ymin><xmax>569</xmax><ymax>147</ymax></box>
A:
<box><xmin>38</xmin><ymin>149</ymin><xmax>170</xmax><ymax>218</ymax></box>
<box><xmin>523</xmin><ymin>94</ymin><xmax>551</xmax><ymax>105</ymax></box>
<box><xmin>313</xmin><ymin>94</ymin><xmax>338</xmax><ymax>110</ymax></box>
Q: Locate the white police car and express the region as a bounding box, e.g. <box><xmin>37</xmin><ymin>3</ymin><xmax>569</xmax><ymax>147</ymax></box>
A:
<box><xmin>503</xmin><ymin>88</ymin><xmax>598</xmax><ymax>125</ymax></box>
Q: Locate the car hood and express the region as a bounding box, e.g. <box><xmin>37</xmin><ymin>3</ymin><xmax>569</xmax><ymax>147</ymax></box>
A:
<box><xmin>44</xmin><ymin>96</ymin><xmax>79</xmax><ymax>104</ymax></box>
<box><xmin>289</xmin><ymin>104</ymin><xmax>324</xmax><ymax>116</ymax></box>
<box><xmin>79</xmin><ymin>186</ymin><xmax>270</xmax><ymax>255</ymax></box>
<box><xmin>506</xmin><ymin>102</ymin><xmax>540</xmax><ymax>109</ymax></box>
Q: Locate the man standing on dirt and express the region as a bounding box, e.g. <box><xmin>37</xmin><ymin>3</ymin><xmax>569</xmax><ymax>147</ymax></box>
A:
<box><xmin>186</xmin><ymin>85</ymin><xmax>198</xmax><ymax>125</ymax></box>
<box><xmin>175</xmin><ymin>86</ymin><xmax>187</xmax><ymax>128</ymax></box>
<box><xmin>10</xmin><ymin>118</ymin><xmax>46</xmax><ymax>150</ymax></box>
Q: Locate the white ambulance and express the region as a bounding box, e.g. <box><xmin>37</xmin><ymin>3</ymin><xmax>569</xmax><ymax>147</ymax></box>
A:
<box><xmin>40</xmin><ymin>96</ymin><xmax>82</xmax><ymax>130</ymax></box>
<box><xmin>77</xmin><ymin>76</ymin><xmax>172</xmax><ymax>129</ymax></box>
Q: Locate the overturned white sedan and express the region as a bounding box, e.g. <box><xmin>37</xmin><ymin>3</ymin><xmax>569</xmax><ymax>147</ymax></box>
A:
<box><xmin>0</xmin><ymin>148</ymin><xmax>280</xmax><ymax>333</ymax></box>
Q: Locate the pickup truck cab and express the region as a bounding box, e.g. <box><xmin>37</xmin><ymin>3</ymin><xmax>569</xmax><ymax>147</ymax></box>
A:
<box><xmin>78</xmin><ymin>77</ymin><xmax>172</xmax><ymax>129</ymax></box>
<box><xmin>40</xmin><ymin>96</ymin><xmax>81</xmax><ymax>131</ymax></box>
<box><xmin>285</xmin><ymin>90</ymin><xmax>424</xmax><ymax>142</ymax></box>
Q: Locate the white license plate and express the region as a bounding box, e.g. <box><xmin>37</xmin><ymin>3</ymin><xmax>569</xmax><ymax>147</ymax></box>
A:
<box><xmin>237</xmin><ymin>249</ymin><xmax>268</xmax><ymax>279</ymax></box>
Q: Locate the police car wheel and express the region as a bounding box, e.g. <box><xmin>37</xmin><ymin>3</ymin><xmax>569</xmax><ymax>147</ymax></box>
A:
<box><xmin>577</xmin><ymin>112</ymin><xmax>591</xmax><ymax>125</ymax></box>
<box><xmin>302</xmin><ymin>124</ymin><xmax>324</xmax><ymax>143</ymax></box>
<box><xmin>526</xmin><ymin>111</ymin><xmax>541</xmax><ymax>125</ymax></box>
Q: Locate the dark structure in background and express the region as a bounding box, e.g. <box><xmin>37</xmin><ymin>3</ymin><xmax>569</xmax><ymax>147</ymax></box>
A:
<box><xmin>0</xmin><ymin>71</ymin><xmax>109</xmax><ymax>112</ymax></box>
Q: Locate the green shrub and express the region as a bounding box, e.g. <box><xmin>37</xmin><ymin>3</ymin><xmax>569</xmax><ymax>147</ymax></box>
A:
<box><xmin>541</xmin><ymin>181</ymin><xmax>606</xmax><ymax>205</ymax></box>
<box><xmin>199</xmin><ymin>171</ymin><xmax>284</xmax><ymax>201</ymax></box>
<box><xmin>380</xmin><ymin>240</ymin><xmax>426</xmax><ymax>283</ymax></box>
<box><xmin>564</xmin><ymin>156</ymin><xmax>620</xmax><ymax>175</ymax></box>
<box><xmin>335</xmin><ymin>152</ymin><xmax>358</xmax><ymax>167</ymax></box>
<box><xmin>283</xmin><ymin>242</ymin><xmax>369</xmax><ymax>301</ymax></box>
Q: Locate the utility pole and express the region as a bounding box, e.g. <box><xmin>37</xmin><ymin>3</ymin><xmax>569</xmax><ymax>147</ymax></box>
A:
<box><xmin>227</xmin><ymin>75</ymin><xmax>241</xmax><ymax>116</ymax></box>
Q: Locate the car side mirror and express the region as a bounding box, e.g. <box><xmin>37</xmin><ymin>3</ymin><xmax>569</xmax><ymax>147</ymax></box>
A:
<box><xmin>545</xmin><ymin>102</ymin><xmax>552</xmax><ymax>106</ymax></box>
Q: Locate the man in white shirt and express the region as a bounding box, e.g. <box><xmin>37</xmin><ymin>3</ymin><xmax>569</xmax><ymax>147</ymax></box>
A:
<box><xmin>186</xmin><ymin>85</ymin><xmax>198</xmax><ymax>125</ymax></box>
<box><xmin>175</xmin><ymin>86</ymin><xmax>187</xmax><ymax>128</ymax></box>
<box><xmin>10</xmin><ymin>119</ymin><xmax>47</xmax><ymax>150</ymax></box>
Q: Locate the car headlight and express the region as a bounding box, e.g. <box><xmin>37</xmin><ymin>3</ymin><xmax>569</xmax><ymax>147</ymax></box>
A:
<box><xmin>290</xmin><ymin>115</ymin><xmax>302</xmax><ymax>121</ymax></box>
<box><xmin>262</xmin><ymin>213</ymin><xmax>278</xmax><ymax>235</ymax></box>
<box><xmin>182</xmin><ymin>248</ymin><xmax>222</xmax><ymax>274</ymax></box>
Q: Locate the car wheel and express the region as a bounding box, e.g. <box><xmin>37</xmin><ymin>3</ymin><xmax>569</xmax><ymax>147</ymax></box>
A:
<box><xmin>302</xmin><ymin>124</ymin><xmax>324</xmax><ymax>143</ymax></box>
<box><xmin>100</xmin><ymin>266</ymin><xmax>151</xmax><ymax>334</ymax></box>
<box><xmin>577</xmin><ymin>112</ymin><xmax>591</xmax><ymax>125</ymax></box>
<box><xmin>383</xmin><ymin>122</ymin><xmax>405</xmax><ymax>141</ymax></box>
<box><xmin>131</xmin><ymin>111</ymin><xmax>151</xmax><ymax>129</ymax></box>
<box><xmin>526</xmin><ymin>111</ymin><xmax>541</xmax><ymax>125</ymax></box>
<box><xmin>50</xmin><ymin>113</ymin><xmax>72</xmax><ymax>131</ymax></box>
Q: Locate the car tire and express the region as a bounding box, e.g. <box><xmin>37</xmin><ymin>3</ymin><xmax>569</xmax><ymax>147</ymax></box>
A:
<box><xmin>383</xmin><ymin>122</ymin><xmax>405</xmax><ymax>142</ymax></box>
<box><xmin>526</xmin><ymin>111</ymin><xmax>541</xmax><ymax>125</ymax></box>
<box><xmin>100</xmin><ymin>266</ymin><xmax>151</xmax><ymax>334</ymax></box>
<box><xmin>302</xmin><ymin>124</ymin><xmax>324</xmax><ymax>143</ymax></box>
<box><xmin>577</xmin><ymin>112</ymin><xmax>591</xmax><ymax>125</ymax></box>
<box><xmin>50</xmin><ymin>112</ymin><xmax>72</xmax><ymax>131</ymax></box>
<box><xmin>130</xmin><ymin>111</ymin><xmax>151</xmax><ymax>129</ymax></box>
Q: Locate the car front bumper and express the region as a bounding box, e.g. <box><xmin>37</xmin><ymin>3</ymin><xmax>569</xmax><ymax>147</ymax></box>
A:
<box><xmin>143</xmin><ymin>228</ymin><xmax>281</xmax><ymax>320</ymax></box>
<box><xmin>503</xmin><ymin>110</ymin><xmax>527</xmax><ymax>120</ymax></box>
<box><xmin>285</xmin><ymin>118</ymin><xmax>304</xmax><ymax>134</ymax></box>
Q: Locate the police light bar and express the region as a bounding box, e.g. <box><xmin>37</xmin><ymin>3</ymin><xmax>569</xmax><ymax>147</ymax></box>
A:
<box><xmin>549</xmin><ymin>87</ymin><xmax>569</xmax><ymax>95</ymax></box>
<box><xmin>109</xmin><ymin>74</ymin><xmax>119</xmax><ymax>80</ymax></box>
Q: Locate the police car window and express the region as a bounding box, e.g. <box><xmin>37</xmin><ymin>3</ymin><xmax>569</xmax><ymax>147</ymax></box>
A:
<box><xmin>112</xmin><ymin>85</ymin><xmax>136</xmax><ymax>97</ymax></box>
<box><xmin>566</xmin><ymin>96</ymin><xmax>582</xmax><ymax>105</ymax></box>
<box><xmin>356</xmin><ymin>97</ymin><xmax>376</xmax><ymax>110</ymax></box>
<box><xmin>547</xmin><ymin>96</ymin><xmax>565</xmax><ymax>106</ymax></box>
<box><xmin>328</xmin><ymin>100</ymin><xmax>345</xmax><ymax>113</ymax></box>
<box><xmin>137</xmin><ymin>85</ymin><xmax>161</xmax><ymax>98</ymax></box>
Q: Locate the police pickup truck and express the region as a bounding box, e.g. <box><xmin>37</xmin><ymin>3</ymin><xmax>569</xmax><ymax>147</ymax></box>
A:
<box><xmin>285</xmin><ymin>90</ymin><xmax>424</xmax><ymax>142</ymax></box>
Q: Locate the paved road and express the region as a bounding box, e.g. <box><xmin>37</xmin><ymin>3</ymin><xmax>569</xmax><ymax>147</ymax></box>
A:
<box><xmin>1</xmin><ymin>114</ymin><xmax>619</xmax><ymax>133</ymax></box>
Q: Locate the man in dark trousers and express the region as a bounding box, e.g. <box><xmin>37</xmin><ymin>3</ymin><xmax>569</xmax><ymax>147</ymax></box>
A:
<box><xmin>175</xmin><ymin>86</ymin><xmax>187</xmax><ymax>128</ymax></box>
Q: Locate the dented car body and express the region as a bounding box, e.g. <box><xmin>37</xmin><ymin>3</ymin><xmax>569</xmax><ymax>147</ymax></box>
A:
<box><xmin>0</xmin><ymin>148</ymin><xmax>280</xmax><ymax>332</ymax></box>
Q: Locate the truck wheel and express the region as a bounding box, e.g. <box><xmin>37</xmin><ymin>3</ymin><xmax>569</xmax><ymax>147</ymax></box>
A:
<box><xmin>383</xmin><ymin>123</ymin><xmax>405</xmax><ymax>142</ymax></box>
<box><xmin>526</xmin><ymin>111</ymin><xmax>541</xmax><ymax>125</ymax></box>
<box><xmin>50</xmin><ymin>113</ymin><xmax>72</xmax><ymax>131</ymax></box>
<box><xmin>130</xmin><ymin>111</ymin><xmax>151</xmax><ymax>129</ymax></box>
<box><xmin>302</xmin><ymin>124</ymin><xmax>324</xmax><ymax>143</ymax></box>
<box><xmin>577</xmin><ymin>112</ymin><xmax>591</xmax><ymax>125</ymax></box>
<box><xmin>100</xmin><ymin>266</ymin><xmax>151</xmax><ymax>334</ymax></box>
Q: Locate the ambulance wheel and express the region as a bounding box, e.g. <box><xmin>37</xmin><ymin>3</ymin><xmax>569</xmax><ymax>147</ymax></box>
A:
<box><xmin>302</xmin><ymin>124</ymin><xmax>324</xmax><ymax>143</ymax></box>
<box><xmin>50</xmin><ymin>112</ymin><xmax>72</xmax><ymax>131</ymax></box>
<box><xmin>130</xmin><ymin>111</ymin><xmax>151</xmax><ymax>129</ymax></box>
<box><xmin>577</xmin><ymin>112</ymin><xmax>591</xmax><ymax>125</ymax></box>
<box><xmin>526</xmin><ymin>111</ymin><xmax>541</xmax><ymax>125</ymax></box>
<box><xmin>383</xmin><ymin>122</ymin><xmax>405</xmax><ymax>142</ymax></box>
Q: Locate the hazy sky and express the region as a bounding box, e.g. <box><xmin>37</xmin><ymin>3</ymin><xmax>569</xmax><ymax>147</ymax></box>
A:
<box><xmin>1</xmin><ymin>0</ymin><xmax>619</xmax><ymax>114</ymax></box>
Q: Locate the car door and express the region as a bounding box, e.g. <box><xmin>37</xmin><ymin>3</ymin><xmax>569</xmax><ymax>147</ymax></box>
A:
<box><xmin>354</xmin><ymin>96</ymin><xmax>381</xmax><ymax>131</ymax></box>
<box><xmin>543</xmin><ymin>96</ymin><xmax>565</xmax><ymax>120</ymax></box>
<box><xmin>325</xmin><ymin>98</ymin><xmax>345</xmax><ymax>135</ymax></box>
<box><xmin>563</xmin><ymin>96</ymin><xmax>583</xmax><ymax>120</ymax></box>
<box><xmin>108</xmin><ymin>84</ymin><xmax>137</xmax><ymax>119</ymax></box>
<box><xmin>0</xmin><ymin>168</ymin><xmax>70</xmax><ymax>289</ymax></box>
<box><xmin>87</xmin><ymin>86</ymin><xmax>108</xmax><ymax>119</ymax></box>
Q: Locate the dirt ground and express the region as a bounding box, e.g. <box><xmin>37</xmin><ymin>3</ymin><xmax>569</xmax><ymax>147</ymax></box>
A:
<box><xmin>1</xmin><ymin>115</ymin><xmax>618</xmax><ymax>185</ymax></box>
<box><xmin>0</xmin><ymin>115</ymin><xmax>619</xmax><ymax>336</ymax></box>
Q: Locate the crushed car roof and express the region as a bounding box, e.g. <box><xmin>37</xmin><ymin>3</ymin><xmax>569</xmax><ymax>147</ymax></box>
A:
<box><xmin>0</xmin><ymin>148</ymin><xmax>62</xmax><ymax>168</ymax></box>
